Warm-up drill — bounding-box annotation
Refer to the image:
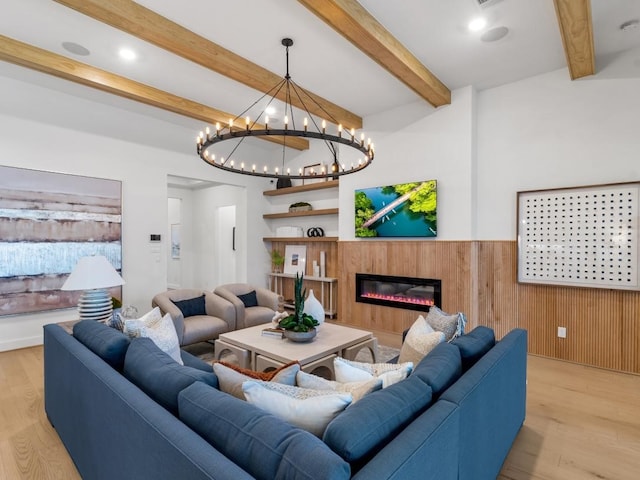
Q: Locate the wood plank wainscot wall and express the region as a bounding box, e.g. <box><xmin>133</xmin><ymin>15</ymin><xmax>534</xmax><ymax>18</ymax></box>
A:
<box><xmin>338</xmin><ymin>241</ymin><xmax>640</xmax><ymax>375</ymax></box>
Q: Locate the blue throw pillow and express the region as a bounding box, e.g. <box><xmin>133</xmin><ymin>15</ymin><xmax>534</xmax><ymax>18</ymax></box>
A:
<box><xmin>73</xmin><ymin>320</ymin><xmax>130</xmax><ymax>371</ymax></box>
<box><xmin>237</xmin><ymin>290</ymin><xmax>258</xmax><ymax>308</ymax></box>
<box><xmin>411</xmin><ymin>342</ymin><xmax>462</xmax><ymax>398</ymax></box>
<box><xmin>450</xmin><ymin>326</ymin><xmax>495</xmax><ymax>372</ymax></box>
<box><xmin>171</xmin><ymin>295</ymin><xmax>206</xmax><ymax>317</ymax></box>
<box><xmin>123</xmin><ymin>337</ymin><xmax>217</xmax><ymax>415</ymax></box>
<box><xmin>179</xmin><ymin>382</ymin><xmax>350</xmax><ymax>480</ymax></box>
<box><xmin>323</xmin><ymin>375</ymin><xmax>432</xmax><ymax>467</ymax></box>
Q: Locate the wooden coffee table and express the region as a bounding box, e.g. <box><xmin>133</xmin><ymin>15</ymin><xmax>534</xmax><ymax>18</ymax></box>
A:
<box><xmin>214</xmin><ymin>323</ymin><xmax>378</xmax><ymax>379</ymax></box>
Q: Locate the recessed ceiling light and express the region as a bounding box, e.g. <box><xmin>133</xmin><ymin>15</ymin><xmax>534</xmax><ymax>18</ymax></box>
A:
<box><xmin>468</xmin><ymin>17</ymin><xmax>487</xmax><ymax>32</ymax></box>
<box><xmin>118</xmin><ymin>48</ymin><xmax>137</xmax><ymax>61</ymax></box>
<box><xmin>265</xmin><ymin>106</ymin><xmax>276</xmax><ymax>115</ymax></box>
<box><xmin>62</xmin><ymin>41</ymin><xmax>90</xmax><ymax>56</ymax></box>
<box><xmin>481</xmin><ymin>26</ymin><xmax>509</xmax><ymax>42</ymax></box>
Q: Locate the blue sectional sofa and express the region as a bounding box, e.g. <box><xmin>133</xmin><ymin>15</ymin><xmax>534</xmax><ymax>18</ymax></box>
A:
<box><xmin>44</xmin><ymin>321</ymin><xmax>527</xmax><ymax>480</ymax></box>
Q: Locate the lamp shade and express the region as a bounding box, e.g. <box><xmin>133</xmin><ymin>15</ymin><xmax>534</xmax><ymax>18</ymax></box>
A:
<box><xmin>61</xmin><ymin>255</ymin><xmax>125</xmax><ymax>291</ymax></box>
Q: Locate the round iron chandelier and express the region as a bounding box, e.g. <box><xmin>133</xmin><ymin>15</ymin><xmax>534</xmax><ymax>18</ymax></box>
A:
<box><xmin>196</xmin><ymin>38</ymin><xmax>374</xmax><ymax>180</ymax></box>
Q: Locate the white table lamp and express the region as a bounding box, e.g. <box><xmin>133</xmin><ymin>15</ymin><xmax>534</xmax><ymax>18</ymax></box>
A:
<box><xmin>61</xmin><ymin>255</ymin><xmax>125</xmax><ymax>321</ymax></box>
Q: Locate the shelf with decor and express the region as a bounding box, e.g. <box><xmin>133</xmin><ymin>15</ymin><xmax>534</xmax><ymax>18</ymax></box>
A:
<box><xmin>263</xmin><ymin>180</ymin><xmax>340</xmax><ymax>319</ymax></box>
<box><xmin>262</xmin><ymin>208</ymin><xmax>338</xmax><ymax>220</ymax></box>
<box><xmin>263</xmin><ymin>236</ymin><xmax>338</xmax><ymax>242</ymax></box>
<box><xmin>263</xmin><ymin>180</ymin><xmax>339</xmax><ymax>196</ymax></box>
<box><xmin>268</xmin><ymin>273</ymin><xmax>337</xmax><ymax>318</ymax></box>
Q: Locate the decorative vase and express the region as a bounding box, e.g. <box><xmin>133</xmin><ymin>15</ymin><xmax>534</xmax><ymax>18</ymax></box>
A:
<box><xmin>283</xmin><ymin>328</ymin><xmax>317</xmax><ymax>343</ymax></box>
<box><xmin>302</xmin><ymin>289</ymin><xmax>324</xmax><ymax>325</ymax></box>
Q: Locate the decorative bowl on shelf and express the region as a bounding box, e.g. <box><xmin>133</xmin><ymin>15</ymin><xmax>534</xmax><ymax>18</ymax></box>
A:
<box><xmin>283</xmin><ymin>328</ymin><xmax>317</xmax><ymax>343</ymax></box>
<box><xmin>289</xmin><ymin>202</ymin><xmax>312</xmax><ymax>213</ymax></box>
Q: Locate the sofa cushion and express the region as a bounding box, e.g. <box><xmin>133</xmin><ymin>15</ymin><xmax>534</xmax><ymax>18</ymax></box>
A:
<box><xmin>72</xmin><ymin>319</ymin><xmax>130</xmax><ymax>371</ymax></box>
<box><xmin>171</xmin><ymin>294</ymin><xmax>207</xmax><ymax>317</ymax></box>
<box><xmin>123</xmin><ymin>337</ymin><xmax>218</xmax><ymax>415</ymax></box>
<box><xmin>237</xmin><ymin>290</ymin><xmax>258</xmax><ymax>308</ymax></box>
<box><xmin>296</xmin><ymin>371</ymin><xmax>382</xmax><ymax>403</ymax></box>
<box><xmin>122</xmin><ymin>308</ymin><xmax>183</xmax><ymax>365</ymax></box>
<box><xmin>179</xmin><ymin>381</ymin><xmax>351</xmax><ymax>480</ymax></box>
<box><xmin>212</xmin><ymin>361</ymin><xmax>299</xmax><ymax>399</ymax></box>
<box><xmin>243</xmin><ymin>380</ymin><xmax>352</xmax><ymax>437</ymax></box>
<box><xmin>450</xmin><ymin>326</ymin><xmax>496</xmax><ymax>372</ymax></box>
<box><xmin>411</xmin><ymin>342</ymin><xmax>462</xmax><ymax>397</ymax></box>
<box><xmin>323</xmin><ymin>375</ymin><xmax>432</xmax><ymax>465</ymax></box>
<box><xmin>334</xmin><ymin>357</ymin><xmax>413</xmax><ymax>388</ymax></box>
<box><xmin>398</xmin><ymin>314</ymin><xmax>446</xmax><ymax>365</ymax></box>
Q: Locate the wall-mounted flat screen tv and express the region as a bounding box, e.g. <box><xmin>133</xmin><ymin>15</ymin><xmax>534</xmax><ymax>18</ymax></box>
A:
<box><xmin>355</xmin><ymin>180</ymin><xmax>437</xmax><ymax>238</ymax></box>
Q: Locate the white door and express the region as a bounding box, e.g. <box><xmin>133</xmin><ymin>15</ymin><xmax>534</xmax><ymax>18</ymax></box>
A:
<box><xmin>216</xmin><ymin>205</ymin><xmax>237</xmax><ymax>285</ymax></box>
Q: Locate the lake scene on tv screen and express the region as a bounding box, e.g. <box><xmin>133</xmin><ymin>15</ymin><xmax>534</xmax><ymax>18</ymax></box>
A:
<box><xmin>355</xmin><ymin>180</ymin><xmax>437</xmax><ymax>238</ymax></box>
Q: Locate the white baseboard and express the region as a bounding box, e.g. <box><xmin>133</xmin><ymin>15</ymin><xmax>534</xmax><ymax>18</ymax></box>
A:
<box><xmin>0</xmin><ymin>335</ymin><xmax>42</xmax><ymax>352</ymax></box>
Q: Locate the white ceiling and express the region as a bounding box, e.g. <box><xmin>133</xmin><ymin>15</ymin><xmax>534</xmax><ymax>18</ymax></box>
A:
<box><xmin>1</xmin><ymin>0</ymin><xmax>640</xmax><ymax>137</ymax></box>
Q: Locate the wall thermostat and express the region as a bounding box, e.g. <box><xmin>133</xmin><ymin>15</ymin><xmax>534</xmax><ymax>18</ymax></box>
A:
<box><xmin>149</xmin><ymin>234</ymin><xmax>162</xmax><ymax>242</ymax></box>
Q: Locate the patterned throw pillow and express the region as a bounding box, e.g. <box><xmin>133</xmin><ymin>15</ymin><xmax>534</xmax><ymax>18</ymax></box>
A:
<box><xmin>295</xmin><ymin>371</ymin><xmax>382</xmax><ymax>403</ymax></box>
<box><xmin>398</xmin><ymin>315</ymin><xmax>446</xmax><ymax>364</ymax></box>
<box><xmin>123</xmin><ymin>307</ymin><xmax>183</xmax><ymax>365</ymax></box>
<box><xmin>425</xmin><ymin>306</ymin><xmax>466</xmax><ymax>341</ymax></box>
<box><xmin>333</xmin><ymin>357</ymin><xmax>413</xmax><ymax>388</ymax></box>
<box><xmin>242</xmin><ymin>380</ymin><xmax>352</xmax><ymax>437</ymax></box>
<box><xmin>123</xmin><ymin>306</ymin><xmax>162</xmax><ymax>338</ymax></box>
<box><xmin>213</xmin><ymin>361</ymin><xmax>300</xmax><ymax>400</ymax></box>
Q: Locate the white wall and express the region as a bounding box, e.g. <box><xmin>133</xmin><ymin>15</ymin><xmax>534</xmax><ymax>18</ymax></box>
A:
<box><xmin>0</xmin><ymin>67</ymin><xmax>271</xmax><ymax>350</ymax></box>
<box><xmin>339</xmin><ymin>87</ymin><xmax>476</xmax><ymax>240</ymax></box>
<box><xmin>476</xmin><ymin>68</ymin><xmax>640</xmax><ymax>239</ymax></box>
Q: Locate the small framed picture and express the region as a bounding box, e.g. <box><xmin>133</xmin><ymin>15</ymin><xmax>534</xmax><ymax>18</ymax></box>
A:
<box><xmin>284</xmin><ymin>245</ymin><xmax>307</xmax><ymax>275</ymax></box>
<box><xmin>301</xmin><ymin>163</ymin><xmax>325</xmax><ymax>185</ymax></box>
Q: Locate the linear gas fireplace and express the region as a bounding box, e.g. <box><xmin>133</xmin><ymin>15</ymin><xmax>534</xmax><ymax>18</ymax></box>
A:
<box><xmin>355</xmin><ymin>273</ymin><xmax>441</xmax><ymax>312</ymax></box>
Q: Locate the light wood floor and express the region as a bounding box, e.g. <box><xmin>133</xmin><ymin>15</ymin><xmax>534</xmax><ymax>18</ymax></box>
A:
<box><xmin>1</xmin><ymin>347</ymin><xmax>638</xmax><ymax>480</ymax></box>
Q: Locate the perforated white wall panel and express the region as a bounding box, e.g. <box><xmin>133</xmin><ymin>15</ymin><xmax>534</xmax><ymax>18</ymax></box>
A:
<box><xmin>517</xmin><ymin>182</ymin><xmax>640</xmax><ymax>290</ymax></box>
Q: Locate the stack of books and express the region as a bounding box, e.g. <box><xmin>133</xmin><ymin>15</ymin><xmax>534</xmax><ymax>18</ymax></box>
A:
<box><xmin>261</xmin><ymin>327</ymin><xmax>285</xmax><ymax>338</ymax></box>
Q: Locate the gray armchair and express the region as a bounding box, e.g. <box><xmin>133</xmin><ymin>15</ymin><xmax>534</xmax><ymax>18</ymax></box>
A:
<box><xmin>151</xmin><ymin>289</ymin><xmax>235</xmax><ymax>346</ymax></box>
<box><xmin>214</xmin><ymin>284</ymin><xmax>280</xmax><ymax>330</ymax></box>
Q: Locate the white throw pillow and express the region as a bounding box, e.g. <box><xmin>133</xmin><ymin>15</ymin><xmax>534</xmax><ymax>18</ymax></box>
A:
<box><xmin>398</xmin><ymin>315</ymin><xmax>446</xmax><ymax>364</ymax></box>
<box><xmin>333</xmin><ymin>357</ymin><xmax>413</xmax><ymax>388</ymax></box>
<box><xmin>295</xmin><ymin>371</ymin><xmax>382</xmax><ymax>402</ymax></box>
<box><xmin>242</xmin><ymin>380</ymin><xmax>352</xmax><ymax>437</ymax></box>
<box><xmin>213</xmin><ymin>362</ymin><xmax>299</xmax><ymax>400</ymax></box>
<box><xmin>124</xmin><ymin>308</ymin><xmax>183</xmax><ymax>365</ymax></box>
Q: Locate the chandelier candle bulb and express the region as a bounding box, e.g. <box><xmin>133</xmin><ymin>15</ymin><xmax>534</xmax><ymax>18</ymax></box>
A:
<box><xmin>284</xmin><ymin>115</ymin><xmax>289</xmax><ymax>129</ymax></box>
<box><xmin>322</xmin><ymin>119</ymin><xmax>326</xmax><ymax>134</ymax></box>
<box><xmin>241</xmin><ymin>162</ymin><xmax>244</xmax><ymax>171</ymax></box>
<box><xmin>287</xmin><ymin>168</ymin><xmax>291</xmax><ymax>175</ymax></box>
<box><xmin>338</xmin><ymin>124</ymin><xmax>342</xmax><ymax>137</ymax></box>
<box><xmin>304</xmin><ymin>117</ymin><xmax>308</xmax><ymax>132</ymax></box>
<box><xmin>216</xmin><ymin>122</ymin><xmax>220</xmax><ymax>135</ymax></box>
<box><xmin>245</xmin><ymin>116</ymin><xmax>250</xmax><ymax>131</ymax></box>
<box><xmin>230</xmin><ymin>160</ymin><xmax>234</xmax><ymax>168</ymax></box>
<box><xmin>264</xmin><ymin>165</ymin><xmax>268</xmax><ymax>173</ymax></box>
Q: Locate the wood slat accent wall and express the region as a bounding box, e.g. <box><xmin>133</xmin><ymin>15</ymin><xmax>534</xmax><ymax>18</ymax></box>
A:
<box><xmin>337</xmin><ymin>240</ymin><xmax>640</xmax><ymax>374</ymax></box>
<box><xmin>338</xmin><ymin>241</ymin><xmax>474</xmax><ymax>336</ymax></box>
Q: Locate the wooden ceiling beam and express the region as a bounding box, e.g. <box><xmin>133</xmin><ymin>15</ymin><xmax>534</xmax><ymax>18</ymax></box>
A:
<box><xmin>0</xmin><ymin>35</ymin><xmax>309</xmax><ymax>151</ymax></box>
<box><xmin>297</xmin><ymin>0</ymin><xmax>450</xmax><ymax>108</ymax></box>
<box><xmin>54</xmin><ymin>0</ymin><xmax>362</xmax><ymax>130</ymax></box>
<box><xmin>553</xmin><ymin>0</ymin><xmax>595</xmax><ymax>80</ymax></box>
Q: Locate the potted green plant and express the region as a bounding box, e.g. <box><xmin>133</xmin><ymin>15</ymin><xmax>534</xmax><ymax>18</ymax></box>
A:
<box><xmin>278</xmin><ymin>273</ymin><xmax>318</xmax><ymax>342</ymax></box>
<box><xmin>271</xmin><ymin>249</ymin><xmax>285</xmax><ymax>273</ymax></box>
